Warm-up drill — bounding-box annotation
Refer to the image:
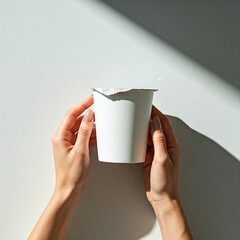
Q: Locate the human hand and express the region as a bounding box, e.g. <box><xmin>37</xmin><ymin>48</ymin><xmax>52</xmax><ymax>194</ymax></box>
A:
<box><xmin>28</xmin><ymin>95</ymin><xmax>96</xmax><ymax>240</ymax></box>
<box><xmin>52</xmin><ymin>95</ymin><xmax>96</xmax><ymax>199</ymax></box>
<box><xmin>142</xmin><ymin>105</ymin><xmax>181</xmax><ymax>205</ymax></box>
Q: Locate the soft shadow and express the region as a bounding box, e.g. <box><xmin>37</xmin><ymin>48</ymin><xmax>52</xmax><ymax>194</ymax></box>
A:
<box><xmin>64</xmin><ymin>116</ymin><xmax>240</xmax><ymax>240</ymax></box>
<box><xmin>64</xmin><ymin>146</ymin><xmax>156</xmax><ymax>240</ymax></box>
<box><xmin>169</xmin><ymin>116</ymin><xmax>240</xmax><ymax>240</ymax></box>
<box><xmin>98</xmin><ymin>0</ymin><xmax>240</xmax><ymax>89</ymax></box>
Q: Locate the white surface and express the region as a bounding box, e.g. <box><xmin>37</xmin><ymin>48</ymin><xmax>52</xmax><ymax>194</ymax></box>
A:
<box><xmin>1</xmin><ymin>0</ymin><xmax>240</xmax><ymax>239</ymax></box>
<box><xmin>93</xmin><ymin>89</ymin><xmax>154</xmax><ymax>163</ymax></box>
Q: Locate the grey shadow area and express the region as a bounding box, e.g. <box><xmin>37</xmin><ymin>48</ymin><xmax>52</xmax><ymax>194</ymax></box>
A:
<box><xmin>98</xmin><ymin>0</ymin><xmax>240</xmax><ymax>89</ymax></box>
<box><xmin>168</xmin><ymin>116</ymin><xmax>240</xmax><ymax>240</ymax></box>
<box><xmin>64</xmin><ymin>146</ymin><xmax>156</xmax><ymax>240</ymax></box>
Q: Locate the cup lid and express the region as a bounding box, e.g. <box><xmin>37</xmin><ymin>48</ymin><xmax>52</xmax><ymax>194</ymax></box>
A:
<box><xmin>92</xmin><ymin>88</ymin><xmax>158</xmax><ymax>96</ymax></box>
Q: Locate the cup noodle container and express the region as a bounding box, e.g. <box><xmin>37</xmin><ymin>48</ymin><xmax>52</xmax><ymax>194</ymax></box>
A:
<box><xmin>92</xmin><ymin>88</ymin><xmax>158</xmax><ymax>163</ymax></box>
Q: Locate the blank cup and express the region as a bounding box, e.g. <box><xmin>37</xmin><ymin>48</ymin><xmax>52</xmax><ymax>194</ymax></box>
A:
<box><xmin>93</xmin><ymin>88</ymin><xmax>158</xmax><ymax>163</ymax></box>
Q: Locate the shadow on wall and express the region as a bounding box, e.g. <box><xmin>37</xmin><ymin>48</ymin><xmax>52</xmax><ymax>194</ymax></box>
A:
<box><xmin>169</xmin><ymin>116</ymin><xmax>240</xmax><ymax>240</ymax></box>
<box><xmin>98</xmin><ymin>0</ymin><xmax>240</xmax><ymax>90</ymax></box>
<box><xmin>64</xmin><ymin>116</ymin><xmax>240</xmax><ymax>240</ymax></box>
<box><xmin>64</xmin><ymin>147</ymin><xmax>156</xmax><ymax>240</ymax></box>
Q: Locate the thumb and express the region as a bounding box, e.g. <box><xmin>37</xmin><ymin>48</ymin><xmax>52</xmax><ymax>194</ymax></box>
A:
<box><xmin>151</xmin><ymin>116</ymin><xmax>168</xmax><ymax>161</ymax></box>
<box><xmin>74</xmin><ymin>109</ymin><xmax>94</xmax><ymax>151</ymax></box>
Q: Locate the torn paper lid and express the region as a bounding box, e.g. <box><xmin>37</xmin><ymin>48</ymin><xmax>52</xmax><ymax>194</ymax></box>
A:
<box><xmin>92</xmin><ymin>88</ymin><xmax>158</xmax><ymax>96</ymax></box>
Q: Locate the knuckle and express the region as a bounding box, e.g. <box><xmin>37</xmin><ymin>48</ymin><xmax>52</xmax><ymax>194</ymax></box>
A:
<box><xmin>154</xmin><ymin>131</ymin><xmax>165</xmax><ymax>144</ymax></box>
<box><xmin>155</xmin><ymin>154</ymin><xmax>168</xmax><ymax>165</ymax></box>
<box><xmin>66</xmin><ymin>108</ymin><xmax>74</xmax><ymax>117</ymax></box>
<box><xmin>80</xmin><ymin>152</ymin><xmax>89</xmax><ymax>161</ymax></box>
<box><xmin>51</xmin><ymin>134</ymin><xmax>61</xmax><ymax>145</ymax></box>
<box><xmin>78</xmin><ymin>126</ymin><xmax>90</xmax><ymax>137</ymax></box>
<box><xmin>75</xmin><ymin>148</ymin><xmax>89</xmax><ymax>161</ymax></box>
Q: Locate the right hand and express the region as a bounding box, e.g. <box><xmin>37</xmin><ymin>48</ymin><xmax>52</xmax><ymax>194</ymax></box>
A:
<box><xmin>142</xmin><ymin>105</ymin><xmax>182</xmax><ymax>205</ymax></box>
<box><xmin>52</xmin><ymin>95</ymin><xmax>96</xmax><ymax>199</ymax></box>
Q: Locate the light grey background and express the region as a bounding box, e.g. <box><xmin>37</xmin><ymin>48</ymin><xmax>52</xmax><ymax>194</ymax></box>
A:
<box><xmin>1</xmin><ymin>1</ymin><xmax>240</xmax><ymax>239</ymax></box>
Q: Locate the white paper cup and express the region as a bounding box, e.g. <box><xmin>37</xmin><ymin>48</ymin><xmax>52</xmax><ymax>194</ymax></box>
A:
<box><xmin>93</xmin><ymin>88</ymin><xmax>157</xmax><ymax>163</ymax></box>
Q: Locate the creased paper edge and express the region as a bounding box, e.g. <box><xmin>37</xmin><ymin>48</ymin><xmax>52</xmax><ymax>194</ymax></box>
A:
<box><xmin>91</xmin><ymin>88</ymin><xmax>158</xmax><ymax>96</ymax></box>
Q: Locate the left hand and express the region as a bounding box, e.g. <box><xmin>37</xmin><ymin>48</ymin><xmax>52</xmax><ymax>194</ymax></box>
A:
<box><xmin>142</xmin><ymin>105</ymin><xmax>181</xmax><ymax>205</ymax></box>
<box><xmin>51</xmin><ymin>95</ymin><xmax>96</xmax><ymax>198</ymax></box>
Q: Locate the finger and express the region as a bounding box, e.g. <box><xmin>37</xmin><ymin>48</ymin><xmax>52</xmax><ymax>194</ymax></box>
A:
<box><xmin>72</xmin><ymin>127</ymin><xmax>96</xmax><ymax>145</ymax></box>
<box><xmin>75</xmin><ymin>127</ymin><xmax>96</xmax><ymax>137</ymax></box>
<box><xmin>74</xmin><ymin>109</ymin><xmax>94</xmax><ymax>151</ymax></box>
<box><xmin>71</xmin><ymin>115</ymin><xmax>84</xmax><ymax>133</ymax></box>
<box><xmin>150</xmin><ymin>116</ymin><xmax>168</xmax><ymax>163</ymax></box>
<box><xmin>72</xmin><ymin>112</ymin><xmax>95</xmax><ymax>134</ymax></box>
<box><xmin>151</xmin><ymin>105</ymin><xmax>178</xmax><ymax>150</ymax></box>
<box><xmin>58</xmin><ymin>95</ymin><xmax>94</xmax><ymax>136</ymax></box>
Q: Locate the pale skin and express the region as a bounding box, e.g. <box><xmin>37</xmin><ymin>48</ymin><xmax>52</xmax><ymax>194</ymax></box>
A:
<box><xmin>143</xmin><ymin>106</ymin><xmax>193</xmax><ymax>240</ymax></box>
<box><xmin>28</xmin><ymin>95</ymin><xmax>192</xmax><ymax>240</ymax></box>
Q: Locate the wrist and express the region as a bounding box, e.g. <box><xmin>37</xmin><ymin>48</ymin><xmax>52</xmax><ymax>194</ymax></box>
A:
<box><xmin>150</xmin><ymin>194</ymin><xmax>181</xmax><ymax>213</ymax></box>
<box><xmin>54</xmin><ymin>179</ymin><xmax>86</xmax><ymax>200</ymax></box>
<box><xmin>150</xmin><ymin>195</ymin><xmax>192</xmax><ymax>239</ymax></box>
<box><xmin>53</xmin><ymin>184</ymin><xmax>82</xmax><ymax>209</ymax></box>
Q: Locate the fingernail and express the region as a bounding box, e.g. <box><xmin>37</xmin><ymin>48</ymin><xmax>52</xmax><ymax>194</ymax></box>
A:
<box><xmin>83</xmin><ymin>109</ymin><xmax>93</xmax><ymax>122</ymax></box>
<box><xmin>153</xmin><ymin>116</ymin><xmax>161</xmax><ymax>130</ymax></box>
